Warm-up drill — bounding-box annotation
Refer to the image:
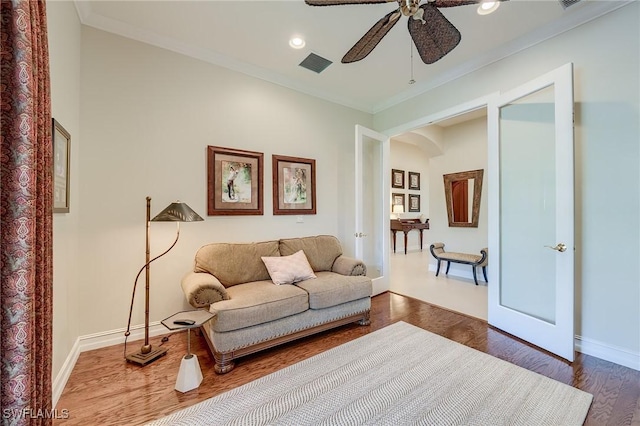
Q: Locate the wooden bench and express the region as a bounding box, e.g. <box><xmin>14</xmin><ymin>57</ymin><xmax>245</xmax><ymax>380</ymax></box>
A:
<box><xmin>429</xmin><ymin>242</ymin><xmax>488</xmax><ymax>285</ymax></box>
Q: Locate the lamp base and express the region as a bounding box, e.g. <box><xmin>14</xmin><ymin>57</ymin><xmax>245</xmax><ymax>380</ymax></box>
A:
<box><xmin>175</xmin><ymin>354</ymin><xmax>203</xmax><ymax>393</ymax></box>
<box><xmin>125</xmin><ymin>346</ymin><xmax>168</xmax><ymax>366</ymax></box>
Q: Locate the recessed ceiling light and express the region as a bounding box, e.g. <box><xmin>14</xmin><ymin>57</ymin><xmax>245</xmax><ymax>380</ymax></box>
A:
<box><xmin>477</xmin><ymin>1</ymin><xmax>500</xmax><ymax>15</ymax></box>
<box><xmin>289</xmin><ymin>37</ymin><xmax>306</xmax><ymax>49</ymax></box>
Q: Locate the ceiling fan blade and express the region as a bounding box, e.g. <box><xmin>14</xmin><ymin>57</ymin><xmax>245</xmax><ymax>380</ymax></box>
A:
<box><xmin>342</xmin><ymin>10</ymin><xmax>402</xmax><ymax>63</ymax></box>
<box><xmin>431</xmin><ymin>0</ymin><xmax>480</xmax><ymax>7</ymax></box>
<box><xmin>432</xmin><ymin>0</ymin><xmax>508</xmax><ymax>8</ymax></box>
<box><xmin>305</xmin><ymin>0</ymin><xmax>392</xmax><ymax>5</ymax></box>
<box><xmin>408</xmin><ymin>3</ymin><xmax>461</xmax><ymax>64</ymax></box>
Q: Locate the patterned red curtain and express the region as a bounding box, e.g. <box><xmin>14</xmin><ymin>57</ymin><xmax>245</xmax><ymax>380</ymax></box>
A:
<box><xmin>1</xmin><ymin>0</ymin><xmax>53</xmax><ymax>424</ymax></box>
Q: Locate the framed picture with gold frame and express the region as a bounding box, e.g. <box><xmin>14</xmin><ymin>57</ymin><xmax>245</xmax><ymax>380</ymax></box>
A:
<box><xmin>53</xmin><ymin>118</ymin><xmax>70</xmax><ymax>213</ymax></box>
<box><xmin>207</xmin><ymin>146</ymin><xmax>264</xmax><ymax>215</ymax></box>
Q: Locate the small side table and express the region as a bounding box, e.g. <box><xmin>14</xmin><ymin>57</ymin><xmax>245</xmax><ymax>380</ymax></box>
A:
<box><xmin>161</xmin><ymin>309</ymin><xmax>215</xmax><ymax>393</ymax></box>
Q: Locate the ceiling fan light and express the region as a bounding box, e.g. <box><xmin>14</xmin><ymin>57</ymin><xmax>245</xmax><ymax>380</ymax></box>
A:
<box><xmin>289</xmin><ymin>37</ymin><xmax>306</xmax><ymax>49</ymax></box>
<box><xmin>477</xmin><ymin>1</ymin><xmax>500</xmax><ymax>15</ymax></box>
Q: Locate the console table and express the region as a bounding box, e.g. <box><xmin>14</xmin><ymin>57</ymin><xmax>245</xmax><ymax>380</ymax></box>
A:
<box><xmin>391</xmin><ymin>219</ymin><xmax>429</xmax><ymax>255</ymax></box>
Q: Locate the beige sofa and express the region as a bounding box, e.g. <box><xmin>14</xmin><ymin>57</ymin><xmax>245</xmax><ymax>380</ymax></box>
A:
<box><xmin>181</xmin><ymin>235</ymin><xmax>372</xmax><ymax>373</ymax></box>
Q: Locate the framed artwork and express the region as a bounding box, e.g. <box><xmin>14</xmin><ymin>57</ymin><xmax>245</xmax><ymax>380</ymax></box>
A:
<box><xmin>207</xmin><ymin>146</ymin><xmax>263</xmax><ymax>215</ymax></box>
<box><xmin>392</xmin><ymin>169</ymin><xmax>405</xmax><ymax>189</ymax></box>
<box><xmin>408</xmin><ymin>194</ymin><xmax>421</xmax><ymax>212</ymax></box>
<box><xmin>53</xmin><ymin>118</ymin><xmax>70</xmax><ymax>213</ymax></box>
<box><xmin>408</xmin><ymin>171</ymin><xmax>420</xmax><ymax>190</ymax></box>
<box><xmin>392</xmin><ymin>193</ymin><xmax>405</xmax><ymax>211</ymax></box>
<box><xmin>272</xmin><ymin>155</ymin><xmax>316</xmax><ymax>215</ymax></box>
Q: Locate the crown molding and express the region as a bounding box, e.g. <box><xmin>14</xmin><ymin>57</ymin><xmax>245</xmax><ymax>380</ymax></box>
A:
<box><xmin>372</xmin><ymin>0</ymin><xmax>634</xmax><ymax>114</ymax></box>
<box><xmin>74</xmin><ymin>2</ymin><xmax>374</xmax><ymax>114</ymax></box>
<box><xmin>74</xmin><ymin>1</ymin><xmax>633</xmax><ymax>116</ymax></box>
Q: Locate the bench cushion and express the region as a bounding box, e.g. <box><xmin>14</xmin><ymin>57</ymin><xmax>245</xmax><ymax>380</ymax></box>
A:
<box><xmin>209</xmin><ymin>281</ymin><xmax>308</xmax><ymax>332</ymax></box>
<box><xmin>295</xmin><ymin>271</ymin><xmax>372</xmax><ymax>309</ymax></box>
<box><xmin>438</xmin><ymin>252</ymin><xmax>483</xmax><ymax>264</ymax></box>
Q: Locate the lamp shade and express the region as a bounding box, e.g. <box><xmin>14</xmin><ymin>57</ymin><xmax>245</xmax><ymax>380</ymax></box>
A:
<box><xmin>151</xmin><ymin>202</ymin><xmax>204</xmax><ymax>222</ymax></box>
<box><xmin>393</xmin><ymin>205</ymin><xmax>404</xmax><ymax>214</ymax></box>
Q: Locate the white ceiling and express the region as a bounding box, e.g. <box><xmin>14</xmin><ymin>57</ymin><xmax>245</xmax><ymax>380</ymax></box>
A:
<box><xmin>75</xmin><ymin>0</ymin><xmax>629</xmax><ymax>114</ymax></box>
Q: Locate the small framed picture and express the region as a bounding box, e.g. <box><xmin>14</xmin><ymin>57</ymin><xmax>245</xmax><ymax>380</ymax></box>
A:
<box><xmin>273</xmin><ymin>155</ymin><xmax>316</xmax><ymax>215</ymax></box>
<box><xmin>207</xmin><ymin>146</ymin><xmax>264</xmax><ymax>215</ymax></box>
<box><xmin>392</xmin><ymin>193</ymin><xmax>405</xmax><ymax>211</ymax></box>
<box><xmin>408</xmin><ymin>171</ymin><xmax>420</xmax><ymax>190</ymax></box>
<box><xmin>408</xmin><ymin>194</ymin><xmax>421</xmax><ymax>212</ymax></box>
<box><xmin>392</xmin><ymin>169</ymin><xmax>405</xmax><ymax>189</ymax></box>
<box><xmin>53</xmin><ymin>118</ymin><xmax>70</xmax><ymax>213</ymax></box>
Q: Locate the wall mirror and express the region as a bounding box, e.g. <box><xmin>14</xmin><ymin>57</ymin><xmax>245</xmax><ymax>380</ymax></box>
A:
<box><xmin>443</xmin><ymin>169</ymin><xmax>484</xmax><ymax>228</ymax></box>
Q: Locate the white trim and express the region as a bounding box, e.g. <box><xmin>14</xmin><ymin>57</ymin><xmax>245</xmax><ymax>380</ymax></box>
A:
<box><xmin>576</xmin><ymin>336</ymin><xmax>640</xmax><ymax>372</ymax></box>
<box><xmin>372</xmin><ymin>1</ymin><xmax>633</xmax><ymax>114</ymax></box>
<box><xmin>73</xmin><ymin>1</ymin><xmax>633</xmax><ymax>115</ymax></box>
<box><xmin>52</xmin><ymin>338</ymin><xmax>80</xmax><ymax>408</ymax></box>
<box><xmin>52</xmin><ymin>322</ymin><xmax>175</xmax><ymax>408</ymax></box>
<box><xmin>77</xmin><ymin>7</ymin><xmax>373</xmax><ymax>114</ymax></box>
<box><xmin>77</xmin><ymin>321</ymin><xmax>169</xmax><ymax>352</ymax></box>
<box><xmin>51</xmin><ymin>318</ymin><xmax>638</xmax><ymax>409</ymax></box>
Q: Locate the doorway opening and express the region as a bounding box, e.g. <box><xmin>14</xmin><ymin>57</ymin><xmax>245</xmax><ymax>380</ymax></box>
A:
<box><xmin>386</xmin><ymin>102</ymin><xmax>490</xmax><ymax>320</ymax></box>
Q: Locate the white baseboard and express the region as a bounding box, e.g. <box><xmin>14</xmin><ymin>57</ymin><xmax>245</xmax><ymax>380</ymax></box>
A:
<box><xmin>53</xmin><ymin>321</ymin><xmax>174</xmax><ymax>408</ymax></box>
<box><xmin>576</xmin><ymin>335</ymin><xmax>640</xmax><ymax>371</ymax></box>
<box><xmin>428</xmin><ymin>264</ymin><xmax>639</xmax><ymax>371</ymax></box>
<box><xmin>52</xmin><ymin>338</ymin><xmax>80</xmax><ymax>408</ymax></box>
<box><xmin>53</xmin><ymin>312</ymin><xmax>639</xmax><ymax>408</ymax></box>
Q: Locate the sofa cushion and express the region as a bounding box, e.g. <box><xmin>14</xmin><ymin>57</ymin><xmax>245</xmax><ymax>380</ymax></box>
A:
<box><xmin>261</xmin><ymin>250</ymin><xmax>317</xmax><ymax>285</ymax></box>
<box><xmin>295</xmin><ymin>271</ymin><xmax>372</xmax><ymax>310</ymax></box>
<box><xmin>279</xmin><ymin>235</ymin><xmax>343</xmax><ymax>272</ymax></box>
<box><xmin>209</xmin><ymin>280</ymin><xmax>309</xmax><ymax>332</ymax></box>
<box><xmin>194</xmin><ymin>240</ymin><xmax>280</xmax><ymax>287</ymax></box>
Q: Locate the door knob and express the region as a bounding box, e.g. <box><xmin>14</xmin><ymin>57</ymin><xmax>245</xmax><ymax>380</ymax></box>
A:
<box><xmin>545</xmin><ymin>243</ymin><xmax>567</xmax><ymax>252</ymax></box>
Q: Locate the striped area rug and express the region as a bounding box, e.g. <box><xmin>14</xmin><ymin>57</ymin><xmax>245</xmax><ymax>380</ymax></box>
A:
<box><xmin>147</xmin><ymin>321</ymin><xmax>592</xmax><ymax>425</ymax></box>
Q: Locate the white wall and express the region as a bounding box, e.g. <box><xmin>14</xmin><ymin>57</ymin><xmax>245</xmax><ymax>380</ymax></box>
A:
<box><xmin>428</xmin><ymin>117</ymin><xmax>488</xmax><ymax>278</ymax></box>
<box><xmin>389</xmin><ymin>140</ymin><xmax>429</xmax><ymax>252</ymax></box>
<box><xmin>78</xmin><ymin>27</ymin><xmax>373</xmax><ymax>337</ymax></box>
<box><xmin>374</xmin><ymin>4</ymin><xmax>640</xmax><ymax>363</ymax></box>
<box><xmin>47</xmin><ymin>0</ymin><xmax>82</xmax><ymax>386</ymax></box>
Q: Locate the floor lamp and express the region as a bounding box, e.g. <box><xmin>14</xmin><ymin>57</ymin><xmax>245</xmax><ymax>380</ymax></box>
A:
<box><xmin>124</xmin><ymin>196</ymin><xmax>203</xmax><ymax>366</ymax></box>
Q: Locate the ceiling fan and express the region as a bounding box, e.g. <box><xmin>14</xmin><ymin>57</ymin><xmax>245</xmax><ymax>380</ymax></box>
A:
<box><xmin>305</xmin><ymin>0</ymin><xmax>505</xmax><ymax>64</ymax></box>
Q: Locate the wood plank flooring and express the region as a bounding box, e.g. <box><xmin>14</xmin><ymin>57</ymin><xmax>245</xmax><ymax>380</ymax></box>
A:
<box><xmin>54</xmin><ymin>292</ymin><xmax>640</xmax><ymax>425</ymax></box>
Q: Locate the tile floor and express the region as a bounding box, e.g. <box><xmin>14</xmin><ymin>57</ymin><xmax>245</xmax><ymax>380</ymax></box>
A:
<box><xmin>389</xmin><ymin>249</ymin><xmax>488</xmax><ymax>320</ymax></box>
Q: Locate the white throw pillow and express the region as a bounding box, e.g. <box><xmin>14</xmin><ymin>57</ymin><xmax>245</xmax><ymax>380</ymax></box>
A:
<box><xmin>261</xmin><ymin>250</ymin><xmax>317</xmax><ymax>285</ymax></box>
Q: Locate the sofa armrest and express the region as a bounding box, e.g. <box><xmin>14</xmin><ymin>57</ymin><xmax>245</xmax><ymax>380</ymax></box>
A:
<box><xmin>181</xmin><ymin>272</ymin><xmax>230</xmax><ymax>308</ymax></box>
<box><xmin>332</xmin><ymin>255</ymin><xmax>367</xmax><ymax>276</ymax></box>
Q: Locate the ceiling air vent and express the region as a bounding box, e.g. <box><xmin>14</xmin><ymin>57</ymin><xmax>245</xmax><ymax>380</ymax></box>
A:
<box><xmin>559</xmin><ymin>0</ymin><xmax>581</xmax><ymax>9</ymax></box>
<box><xmin>299</xmin><ymin>53</ymin><xmax>333</xmax><ymax>74</ymax></box>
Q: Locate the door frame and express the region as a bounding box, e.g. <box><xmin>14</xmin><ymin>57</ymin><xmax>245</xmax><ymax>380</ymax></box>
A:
<box><xmin>355</xmin><ymin>125</ymin><xmax>390</xmax><ymax>296</ymax></box>
<box><xmin>380</xmin><ymin>93</ymin><xmax>496</xmax><ymax>289</ymax></box>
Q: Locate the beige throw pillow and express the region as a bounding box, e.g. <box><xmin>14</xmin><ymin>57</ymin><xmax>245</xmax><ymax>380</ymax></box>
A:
<box><xmin>261</xmin><ymin>250</ymin><xmax>317</xmax><ymax>285</ymax></box>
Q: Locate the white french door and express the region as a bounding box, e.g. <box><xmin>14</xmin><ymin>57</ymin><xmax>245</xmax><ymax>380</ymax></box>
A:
<box><xmin>488</xmin><ymin>63</ymin><xmax>575</xmax><ymax>361</ymax></box>
<box><xmin>355</xmin><ymin>125</ymin><xmax>390</xmax><ymax>296</ymax></box>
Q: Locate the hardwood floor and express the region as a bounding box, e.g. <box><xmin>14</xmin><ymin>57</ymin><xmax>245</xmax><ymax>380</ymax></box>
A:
<box><xmin>55</xmin><ymin>292</ymin><xmax>640</xmax><ymax>425</ymax></box>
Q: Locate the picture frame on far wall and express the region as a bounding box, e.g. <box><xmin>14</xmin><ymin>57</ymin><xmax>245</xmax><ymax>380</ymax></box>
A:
<box><xmin>53</xmin><ymin>118</ymin><xmax>70</xmax><ymax>213</ymax></box>
<box><xmin>207</xmin><ymin>145</ymin><xmax>264</xmax><ymax>215</ymax></box>
<box><xmin>392</xmin><ymin>169</ymin><xmax>405</xmax><ymax>189</ymax></box>
<box><xmin>392</xmin><ymin>193</ymin><xmax>405</xmax><ymax>212</ymax></box>
<box><xmin>273</xmin><ymin>154</ymin><xmax>316</xmax><ymax>215</ymax></box>
<box><xmin>408</xmin><ymin>194</ymin><xmax>421</xmax><ymax>212</ymax></box>
<box><xmin>408</xmin><ymin>171</ymin><xmax>420</xmax><ymax>190</ymax></box>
